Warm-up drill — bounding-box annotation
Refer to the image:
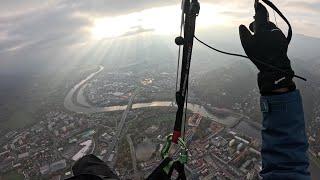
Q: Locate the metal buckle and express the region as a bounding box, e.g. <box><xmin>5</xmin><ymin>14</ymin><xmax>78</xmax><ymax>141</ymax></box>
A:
<box><xmin>161</xmin><ymin>134</ymin><xmax>188</xmax><ymax>165</ymax></box>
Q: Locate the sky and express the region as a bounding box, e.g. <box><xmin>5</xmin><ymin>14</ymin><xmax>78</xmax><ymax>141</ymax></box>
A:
<box><xmin>0</xmin><ymin>0</ymin><xmax>319</xmax><ymax>68</ymax></box>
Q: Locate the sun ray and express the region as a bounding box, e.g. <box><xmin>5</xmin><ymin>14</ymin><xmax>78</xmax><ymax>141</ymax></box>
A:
<box><xmin>90</xmin><ymin>4</ymin><xmax>228</xmax><ymax>40</ymax></box>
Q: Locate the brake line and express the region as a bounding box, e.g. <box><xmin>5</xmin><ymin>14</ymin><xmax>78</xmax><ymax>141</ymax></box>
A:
<box><xmin>194</xmin><ymin>35</ymin><xmax>307</xmax><ymax>81</ymax></box>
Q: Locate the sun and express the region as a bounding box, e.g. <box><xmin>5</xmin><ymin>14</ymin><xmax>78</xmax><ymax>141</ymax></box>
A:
<box><xmin>91</xmin><ymin>14</ymin><xmax>138</xmax><ymax>40</ymax></box>
<box><xmin>90</xmin><ymin>6</ymin><xmax>180</xmax><ymax>40</ymax></box>
<box><xmin>90</xmin><ymin>4</ymin><xmax>228</xmax><ymax>40</ymax></box>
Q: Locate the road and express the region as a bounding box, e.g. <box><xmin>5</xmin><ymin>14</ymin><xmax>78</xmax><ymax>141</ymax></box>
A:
<box><xmin>103</xmin><ymin>89</ymin><xmax>138</xmax><ymax>163</ymax></box>
<box><xmin>126</xmin><ymin>134</ymin><xmax>138</xmax><ymax>174</ymax></box>
<box><xmin>90</xmin><ymin>138</ymin><xmax>96</xmax><ymax>154</ymax></box>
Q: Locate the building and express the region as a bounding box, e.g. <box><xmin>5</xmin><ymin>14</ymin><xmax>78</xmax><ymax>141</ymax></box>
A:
<box><xmin>237</xmin><ymin>143</ymin><xmax>244</xmax><ymax>152</ymax></box>
<box><xmin>108</xmin><ymin>153</ymin><xmax>115</xmax><ymax>162</ymax></box>
<box><xmin>229</xmin><ymin>139</ymin><xmax>236</xmax><ymax>147</ymax></box>
<box><xmin>40</xmin><ymin>165</ymin><xmax>50</xmax><ymax>175</ymax></box>
<box><xmin>50</xmin><ymin>159</ymin><xmax>67</xmax><ymax>172</ymax></box>
<box><xmin>18</xmin><ymin>152</ymin><xmax>29</xmax><ymax>159</ymax></box>
<box><xmin>72</xmin><ymin>140</ymin><xmax>92</xmax><ymax>161</ymax></box>
<box><xmin>54</xmin><ymin>130</ymin><xmax>60</xmax><ymax>136</ymax></box>
<box><xmin>62</xmin><ymin>126</ymin><xmax>67</xmax><ymax>133</ymax></box>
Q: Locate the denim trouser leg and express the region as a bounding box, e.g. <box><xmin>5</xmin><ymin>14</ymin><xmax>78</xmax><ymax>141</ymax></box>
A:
<box><xmin>260</xmin><ymin>90</ymin><xmax>310</xmax><ymax>180</ymax></box>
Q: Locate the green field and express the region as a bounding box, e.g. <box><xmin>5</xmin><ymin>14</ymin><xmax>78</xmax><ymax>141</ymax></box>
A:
<box><xmin>310</xmin><ymin>152</ymin><xmax>320</xmax><ymax>168</ymax></box>
<box><xmin>1</xmin><ymin>111</ymin><xmax>36</xmax><ymax>130</ymax></box>
<box><xmin>1</xmin><ymin>171</ymin><xmax>24</xmax><ymax>180</ymax></box>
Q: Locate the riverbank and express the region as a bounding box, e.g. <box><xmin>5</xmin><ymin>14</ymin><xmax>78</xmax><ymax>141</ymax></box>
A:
<box><xmin>63</xmin><ymin>66</ymin><xmax>240</xmax><ymax>126</ymax></box>
<box><xmin>63</xmin><ymin>65</ymin><xmax>320</xmax><ymax>179</ymax></box>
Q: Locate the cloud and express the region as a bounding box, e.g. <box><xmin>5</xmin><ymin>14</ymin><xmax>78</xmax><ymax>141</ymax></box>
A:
<box><xmin>285</xmin><ymin>1</ymin><xmax>320</xmax><ymax>14</ymax></box>
<box><xmin>58</xmin><ymin>0</ymin><xmax>177</xmax><ymax>17</ymax></box>
<box><xmin>0</xmin><ymin>0</ymin><xmax>178</xmax><ymax>53</ymax></box>
<box><xmin>120</xmin><ymin>26</ymin><xmax>154</xmax><ymax>38</ymax></box>
<box><xmin>220</xmin><ymin>11</ymin><xmax>249</xmax><ymax>18</ymax></box>
<box><xmin>0</xmin><ymin>2</ymin><xmax>91</xmax><ymax>53</ymax></box>
<box><xmin>0</xmin><ymin>0</ymin><xmax>319</xmax><ymax>63</ymax></box>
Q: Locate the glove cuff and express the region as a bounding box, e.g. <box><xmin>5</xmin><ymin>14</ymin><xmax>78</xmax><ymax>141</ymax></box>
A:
<box><xmin>258</xmin><ymin>71</ymin><xmax>296</xmax><ymax>96</ymax></box>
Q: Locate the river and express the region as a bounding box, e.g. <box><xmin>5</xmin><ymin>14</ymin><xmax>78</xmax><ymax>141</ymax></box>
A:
<box><xmin>63</xmin><ymin>66</ymin><xmax>240</xmax><ymax>127</ymax></box>
<box><xmin>63</xmin><ymin>65</ymin><xmax>320</xmax><ymax>179</ymax></box>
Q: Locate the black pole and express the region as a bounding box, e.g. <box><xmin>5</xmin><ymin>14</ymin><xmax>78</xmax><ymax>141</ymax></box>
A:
<box><xmin>173</xmin><ymin>0</ymin><xmax>200</xmax><ymax>143</ymax></box>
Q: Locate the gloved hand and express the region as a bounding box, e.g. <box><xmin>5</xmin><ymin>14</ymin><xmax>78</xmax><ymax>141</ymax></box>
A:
<box><xmin>67</xmin><ymin>154</ymin><xmax>119</xmax><ymax>180</ymax></box>
<box><xmin>239</xmin><ymin>2</ymin><xmax>296</xmax><ymax>95</ymax></box>
<box><xmin>147</xmin><ymin>158</ymin><xmax>172</xmax><ymax>180</ymax></box>
<box><xmin>147</xmin><ymin>158</ymin><xmax>186</xmax><ymax>180</ymax></box>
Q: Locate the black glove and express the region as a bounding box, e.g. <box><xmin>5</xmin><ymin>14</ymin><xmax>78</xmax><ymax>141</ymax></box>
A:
<box><xmin>239</xmin><ymin>2</ymin><xmax>296</xmax><ymax>95</ymax></box>
<box><xmin>147</xmin><ymin>158</ymin><xmax>172</xmax><ymax>180</ymax></box>
<box><xmin>67</xmin><ymin>154</ymin><xmax>119</xmax><ymax>180</ymax></box>
<box><xmin>147</xmin><ymin>158</ymin><xmax>186</xmax><ymax>180</ymax></box>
